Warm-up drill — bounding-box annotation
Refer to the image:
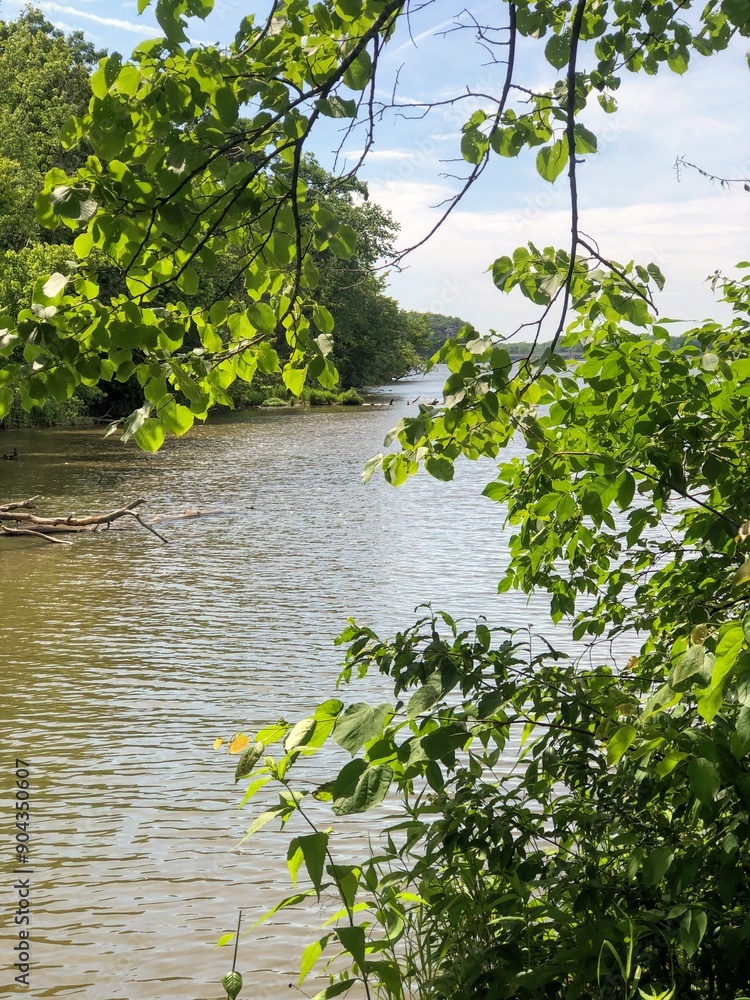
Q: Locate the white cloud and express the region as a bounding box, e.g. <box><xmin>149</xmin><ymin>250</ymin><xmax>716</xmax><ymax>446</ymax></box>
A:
<box><xmin>37</xmin><ymin>1</ymin><xmax>160</xmax><ymax>35</ymax></box>
<box><xmin>383</xmin><ymin>16</ymin><xmax>463</xmax><ymax>62</ymax></box>
<box><xmin>372</xmin><ymin>177</ymin><xmax>749</xmax><ymax>334</ymax></box>
<box><xmin>344</xmin><ymin>149</ymin><xmax>416</xmax><ymax>162</ymax></box>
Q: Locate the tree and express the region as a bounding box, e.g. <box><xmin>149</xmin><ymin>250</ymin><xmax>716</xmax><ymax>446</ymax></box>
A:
<box><xmin>2</xmin><ymin>0</ymin><xmax>750</xmax><ymax>997</ymax></box>
<box><xmin>289</xmin><ymin>157</ymin><xmax>428</xmax><ymax>386</ymax></box>
<box><xmin>0</xmin><ymin>0</ymin><xmax>405</xmax><ymax>446</ymax></box>
<box><xmin>0</xmin><ymin>9</ymin><xmax>102</xmax><ymax>251</ymax></box>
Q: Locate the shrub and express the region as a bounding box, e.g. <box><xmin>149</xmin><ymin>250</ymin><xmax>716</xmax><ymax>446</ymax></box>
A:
<box><xmin>337</xmin><ymin>388</ymin><xmax>364</xmax><ymax>406</ymax></box>
<box><xmin>305</xmin><ymin>388</ymin><xmax>338</xmax><ymax>406</ymax></box>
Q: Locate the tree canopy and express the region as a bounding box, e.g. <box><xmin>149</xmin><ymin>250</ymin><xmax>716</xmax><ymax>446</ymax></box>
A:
<box><xmin>0</xmin><ymin>8</ymin><xmax>102</xmax><ymax>251</ymax></box>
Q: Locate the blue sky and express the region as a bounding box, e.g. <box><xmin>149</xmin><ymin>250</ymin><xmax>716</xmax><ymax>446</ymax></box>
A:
<box><xmin>8</xmin><ymin>0</ymin><xmax>750</xmax><ymax>338</ymax></box>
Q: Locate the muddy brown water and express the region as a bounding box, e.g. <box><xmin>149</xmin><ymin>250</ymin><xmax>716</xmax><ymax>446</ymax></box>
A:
<box><xmin>0</xmin><ymin>372</ymin><xmax>634</xmax><ymax>998</ymax></box>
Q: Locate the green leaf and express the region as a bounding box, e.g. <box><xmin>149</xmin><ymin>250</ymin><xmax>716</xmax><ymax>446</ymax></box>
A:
<box><xmin>158</xmin><ymin>399</ymin><xmax>194</xmax><ymax>437</ymax></box>
<box><xmin>667</xmin><ymin>47</ymin><xmax>689</xmax><ymax>74</ymax></box>
<box><xmin>241</xmin><ymin>805</ymin><xmax>287</xmax><ymax>841</ymax></box>
<box><xmin>0</xmin><ymin>387</ymin><xmax>12</xmax><ymax>420</ymax></box>
<box><xmin>283</xmin><ymin>364</ymin><xmax>308</xmax><ymax>396</ymax></box>
<box><xmin>116</xmin><ymin>64</ymin><xmax>141</xmax><ymax>96</ymax></box>
<box><xmin>642</xmin><ymin>682</ymin><xmax>682</xmax><ymax>719</ymax></box>
<box><xmin>331</xmin><ymin>760</ymin><xmax>392</xmax><ymax>815</ymax></box>
<box><xmin>214</xmin><ymin>87</ymin><xmax>239</xmax><ymax>125</ymax></box>
<box><xmin>336</xmin><ymin>925</ymin><xmax>366</xmax><ymax>968</ymax></box>
<box><xmin>299</xmin><ymin>935</ymin><xmax>331</xmax><ymax>985</ymax></box>
<box><xmin>642</xmin><ymin>845</ymin><xmax>674</xmax><ymax>886</ymax></box>
<box><xmin>688</xmin><ymin>757</ymin><xmax>720</xmax><ymax>805</ymax></box>
<box><xmin>545</xmin><ymin>32</ymin><xmax>570</xmax><ymax>69</ymax></box>
<box><xmin>133</xmin><ymin>417</ymin><xmax>165</xmax><ymax>452</ymax></box>
<box><xmin>425</xmin><ymin>456</ymin><xmax>454</xmax><ymax>481</ymax></box>
<box><xmin>310</xmin><ymin>980</ymin><xmax>357</xmax><ymax>1000</ymax></box>
<box><xmin>303</xmin><ymin>256</ymin><xmax>320</xmax><ymax>290</ymax></box>
<box><xmin>234</xmin><ymin>741</ymin><xmax>265</xmax><ymax>782</ymax></box>
<box><xmin>284</xmin><ymin>717</ymin><xmax>317</xmax><ymax>752</ymax></box>
<box><xmin>313</xmin><ymin>304</ymin><xmax>335</xmax><ymax>335</ymax></box>
<box><xmin>329</xmin><ymin>225</ymin><xmax>357</xmax><ymax>259</ymax></box>
<box><xmin>607</xmin><ymin>724</ymin><xmax>637</xmax><ymax>765</ymax></box>
<box><xmin>222</xmin><ymin>971</ymin><xmax>242</xmax><ymax>1000</ymax></box>
<box><xmin>318</xmin><ymin>96</ymin><xmax>357</xmax><ymax>118</ymax></box>
<box><xmin>407</xmin><ymin>675</ymin><xmax>444</xmax><ymax>719</ymax></box>
<box><xmin>536</xmin><ymin>140</ymin><xmax>569</xmax><ymax>182</ymax></box>
<box><xmin>315</xmin><ymin>333</ymin><xmax>334</xmax><ymax>357</ymax></box>
<box><xmin>679</xmin><ymin>909</ymin><xmax>707</xmax><ymax>957</ymax></box>
<box><xmin>732</xmin><ymin>706</ymin><xmax>750</xmax><ymax>757</ymax></box>
<box><xmin>298</xmin><ymin>832</ymin><xmax>328</xmax><ymax>892</ymax></box>
<box><xmin>711</xmin><ymin>625</ymin><xmax>744</xmax><ymax>688</ymax></box>
<box><xmin>254</xmin><ymin>888</ymin><xmax>319</xmax><ymax>926</ymax></box>
<box><xmin>420</xmin><ymin>723</ymin><xmax>468</xmax><ymax>762</ymax></box>
<box><xmin>343</xmin><ymin>49</ymin><xmax>372</xmax><ymax>90</ymax></box>
<box><xmin>669</xmin><ymin>644</ymin><xmax>712</xmax><ymax>692</ymax></box>
<box><xmin>42</xmin><ymin>272</ymin><xmax>68</xmax><ymax>299</ymax></box>
<box><xmin>461</xmin><ymin>128</ymin><xmax>486</xmax><ymax>165</ymax></box>
<box><xmin>574</xmin><ymin>124</ymin><xmax>598</xmax><ymax>154</ymax></box>
<box><xmin>733</xmin><ymin>558</ymin><xmax>750</xmax><ymax>587</ymax></box>
<box><xmin>333</xmin><ymin>702</ymin><xmax>392</xmax><ymax>755</ymax></box>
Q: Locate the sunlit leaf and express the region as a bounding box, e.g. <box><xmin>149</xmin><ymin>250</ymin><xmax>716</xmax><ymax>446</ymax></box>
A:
<box><xmin>228</xmin><ymin>734</ymin><xmax>250</xmax><ymax>754</ymax></box>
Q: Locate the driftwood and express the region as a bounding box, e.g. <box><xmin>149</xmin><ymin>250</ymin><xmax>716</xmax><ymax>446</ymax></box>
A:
<box><xmin>0</xmin><ymin>497</ymin><xmax>168</xmax><ymax>545</ymax></box>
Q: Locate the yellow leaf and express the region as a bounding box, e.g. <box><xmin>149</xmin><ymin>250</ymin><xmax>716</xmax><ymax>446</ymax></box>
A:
<box><xmin>213</xmin><ymin>737</ymin><xmax>224</xmax><ymax>750</ymax></box>
<box><xmin>228</xmin><ymin>734</ymin><xmax>250</xmax><ymax>754</ymax></box>
<box><xmin>732</xmin><ymin>558</ymin><xmax>750</xmax><ymax>588</ymax></box>
<box><xmin>690</xmin><ymin>625</ymin><xmax>708</xmax><ymax>646</ymax></box>
<box><xmin>626</xmin><ymin>656</ymin><xmax>639</xmax><ymax>671</ymax></box>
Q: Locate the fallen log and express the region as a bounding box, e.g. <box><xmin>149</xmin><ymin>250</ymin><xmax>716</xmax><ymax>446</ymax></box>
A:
<box><xmin>0</xmin><ymin>497</ymin><xmax>168</xmax><ymax>544</ymax></box>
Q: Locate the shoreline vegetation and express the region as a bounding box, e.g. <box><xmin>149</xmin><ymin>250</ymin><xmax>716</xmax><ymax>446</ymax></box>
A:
<box><xmin>0</xmin><ymin>316</ymin><xmax>694</xmax><ymax>429</ymax></box>
<box><xmin>0</xmin><ymin>379</ymin><xmax>371</xmax><ymax>429</ymax></box>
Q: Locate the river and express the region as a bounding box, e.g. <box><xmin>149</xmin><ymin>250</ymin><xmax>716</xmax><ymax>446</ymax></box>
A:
<box><xmin>0</xmin><ymin>369</ymin><xmax>632</xmax><ymax>999</ymax></box>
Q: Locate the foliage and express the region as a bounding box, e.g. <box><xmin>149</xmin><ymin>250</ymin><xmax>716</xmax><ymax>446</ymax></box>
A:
<box><xmin>236</xmin><ymin>263</ymin><xmax>750</xmax><ymax>996</ymax></box>
<box><xmin>0</xmin><ymin>0</ymin><xmax>407</xmax><ymax>442</ymax></box>
<box><xmin>337</xmin><ymin>388</ymin><xmax>364</xmax><ymax>405</ymax></box>
<box><xmin>412</xmin><ymin>313</ymin><xmax>470</xmax><ymax>361</ymax></box>
<box><xmin>414</xmin><ymin>312</ymin><xmax>585</xmax><ymax>362</ymax></box>
<box><xmin>0</xmin><ymin>9</ymin><xmax>102</xmax><ymax>251</ymax></box>
<box><xmin>301</xmin><ymin>160</ymin><xmax>429</xmax><ymax>386</ymax></box>
<box><xmin>306</xmin><ymin>387</ymin><xmax>340</xmax><ymax>405</ymax></box>
<box><xmin>195</xmin><ymin>0</ymin><xmax>750</xmax><ymax>997</ymax></box>
<box><xmin>2</xmin><ymin>0</ymin><xmax>750</xmax><ymax>996</ymax></box>
<box><xmin>227</xmin><ymin>607</ymin><xmax>750</xmax><ymax>998</ymax></box>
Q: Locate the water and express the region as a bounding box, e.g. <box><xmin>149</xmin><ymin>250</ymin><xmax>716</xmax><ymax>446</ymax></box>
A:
<box><xmin>0</xmin><ymin>371</ymin><xmax>632</xmax><ymax>998</ymax></box>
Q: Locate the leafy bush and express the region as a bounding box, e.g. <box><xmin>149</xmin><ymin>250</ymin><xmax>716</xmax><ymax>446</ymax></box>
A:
<box><xmin>337</xmin><ymin>388</ymin><xmax>364</xmax><ymax>406</ymax></box>
<box><xmin>230</xmin><ymin>609</ymin><xmax>750</xmax><ymax>1000</ymax></box>
<box><xmin>2</xmin><ymin>384</ymin><xmax>105</xmax><ymax>427</ymax></box>
<box><xmin>259</xmin><ymin>396</ymin><xmax>288</xmax><ymax>407</ymax></box>
<box><xmin>305</xmin><ymin>388</ymin><xmax>338</xmax><ymax>406</ymax></box>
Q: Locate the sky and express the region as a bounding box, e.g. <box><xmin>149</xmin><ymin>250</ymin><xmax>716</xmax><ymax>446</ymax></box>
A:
<box><xmin>6</xmin><ymin>0</ymin><xmax>750</xmax><ymax>339</ymax></box>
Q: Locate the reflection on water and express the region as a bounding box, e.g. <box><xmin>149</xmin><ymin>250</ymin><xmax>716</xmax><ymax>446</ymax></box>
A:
<box><xmin>0</xmin><ymin>372</ymin><xmax>634</xmax><ymax>998</ymax></box>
